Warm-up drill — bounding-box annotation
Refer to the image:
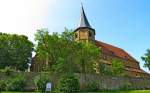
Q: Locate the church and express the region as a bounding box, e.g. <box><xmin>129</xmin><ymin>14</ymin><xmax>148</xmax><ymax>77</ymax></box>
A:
<box><xmin>31</xmin><ymin>5</ymin><xmax>149</xmax><ymax>77</ymax></box>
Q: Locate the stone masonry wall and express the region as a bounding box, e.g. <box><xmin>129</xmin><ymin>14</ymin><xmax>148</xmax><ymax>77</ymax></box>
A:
<box><xmin>76</xmin><ymin>73</ymin><xmax>150</xmax><ymax>90</ymax></box>
<box><xmin>1</xmin><ymin>72</ymin><xmax>150</xmax><ymax>91</ymax></box>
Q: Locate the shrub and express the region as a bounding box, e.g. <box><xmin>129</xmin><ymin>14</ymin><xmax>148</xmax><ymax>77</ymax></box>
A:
<box><xmin>56</xmin><ymin>74</ymin><xmax>80</xmax><ymax>93</ymax></box>
<box><xmin>6</xmin><ymin>75</ymin><xmax>26</xmax><ymax>91</ymax></box>
<box><xmin>86</xmin><ymin>80</ymin><xmax>99</xmax><ymax>92</ymax></box>
<box><xmin>2</xmin><ymin>67</ymin><xmax>15</xmax><ymax>76</ymax></box>
<box><xmin>0</xmin><ymin>80</ymin><xmax>7</xmax><ymax>91</ymax></box>
<box><xmin>120</xmin><ymin>81</ymin><xmax>132</xmax><ymax>90</ymax></box>
<box><xmin>34</xmin><ymin>73</ymin><xmax>51</xmax><ymax>92</ymax></box>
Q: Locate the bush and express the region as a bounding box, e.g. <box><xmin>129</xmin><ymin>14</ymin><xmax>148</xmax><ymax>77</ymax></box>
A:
<box><xmin>5</xmin><ymin>75</ymin><xmax>26</xmax><ymax>91</ymax></box>
<box><xmin>2</xmin><ymin>67</ymin><xmax>15</xmax><ymax>76</ymax></box>
<box><xmin>56</xmin><ymin>74</ymin><xmax>80</xmax><ymax>93</ymax></box>
<box><xmin>0</xmin><ymin>80</ymin><xmax>7</xmax><ymax>91</ymax></box>
<box><xmin>119</xmin><ymin>81</ymin><xmax>132</xmax><ymax>90</ymax></box>
<box><xmin>86</xmin><ymin>81</ymin><xmax>99</xmax><ymax>92</ymax></box>
<box><xmin>0</xmin><ymin>74</ymin><xmax>26</xmax><ymax>91</ymax></box>
<box><xmin>34</xmin><ymin>73</ymin><xmax>51</xmax><ymax>92</ymax></box>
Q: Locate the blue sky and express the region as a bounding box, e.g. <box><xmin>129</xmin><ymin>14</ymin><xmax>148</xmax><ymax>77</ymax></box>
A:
<box><xmin>0</xmin><ymin>0</ymin><xmax>150</xmax><ymax>72</ymax></box>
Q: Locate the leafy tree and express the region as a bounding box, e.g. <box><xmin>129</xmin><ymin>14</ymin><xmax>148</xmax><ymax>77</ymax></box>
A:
<box><xmin>34</xmin><ymin>28</ymin><xmax>100</xmax><ymax>75</ymax></box>
<box><xmin>76</xmin><ymin>42</ymin><xmax>100</xmax><ymax>74</ymax></box>
<box><xmin>98</xmin><ymin>58</ymin><xmax>124</xmax><ymax>76</ymax></box>
<box><xmin>99</xmin><ymin>63</ymin><xmax>112</xmax><ymax>76</ymax></box>
<box><xmin>141</xmin><ymin>49</ymin><xmax>150</xmax><ymax>71</ymax></box>
<box><xmin>111</xmin><ymin>58</ymin><xmax>124</xmax><ymax>76</ymax></box>
<box><xmin>0</xmin><ymin>33</ymin><xmax>34</xmax><ymax>71</ymax></box>
<box><xmin>35</xmin><ymin>28</ymin><xmax>78</xmax><ymax>73</ymax></box>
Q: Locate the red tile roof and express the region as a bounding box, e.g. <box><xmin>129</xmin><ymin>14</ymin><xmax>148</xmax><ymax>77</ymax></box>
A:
<box><xmin>95</xmin><ymin>40</ymin><xmax>137</xmax><ymax>62</ymax></box>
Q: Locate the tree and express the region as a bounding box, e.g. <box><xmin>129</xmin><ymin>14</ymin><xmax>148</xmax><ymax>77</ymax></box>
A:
<box><xmin>111</xmin><ymin>58</ymin><xmax>124</xmax><ymax>76</ymax></box>
<box><xmin>0</xmin><ymin>33</ymin><xmax>34</xmax><ymax>71</ymax></box>
<box><xmin>34</xmin><ymin>28</ymin><xmax>101</xmax><ymax>74</ymax></box>
<box><xmin>35</xmin><ymin>28</ymin><xmax>78</xmax><ymax>73</ymax></box>
<box><xmin>98</xmin><ymin>63</ymin><xmax>112</xmax><ymax>76</ymax></box>
<box><xmin>76</xmin><ymin>42</ymin><xmax>100</xmax><ymax>74</ymax></box>
<box><xmin>141</xmin><ymin>49</ymin><xmax>150</xmax><ymax>71</ymax></box>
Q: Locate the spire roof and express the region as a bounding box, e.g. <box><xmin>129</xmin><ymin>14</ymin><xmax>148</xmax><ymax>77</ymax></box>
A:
<box><xmin>78</xmin><ymin>4</ymin><xmax>91</xmax><ymax>28</ymax></box>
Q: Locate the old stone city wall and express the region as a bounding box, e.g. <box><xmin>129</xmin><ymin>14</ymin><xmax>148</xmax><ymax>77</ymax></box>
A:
<box><xmin>0</xmin><ymin>72</ymin><xmax>150</xmax><ymax>91</ymax></box>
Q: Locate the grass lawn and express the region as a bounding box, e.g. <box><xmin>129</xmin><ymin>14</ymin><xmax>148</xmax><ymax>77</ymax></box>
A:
<box><xmin>1</xmin><ymin>90</ymin><xmax>150</xmax><ymax>93</ymax></box>
<box><xmin>0</xmin><ymin>91</ymin><xmax>37</xmax><ymax>93</ymax></box>
<box><xmin>81</xmin><ymin>90</ymin><xmax>150</xmax><ymax>93</ymax></box>
<box><xmin>1</xmin><ymin>92</ymin><xmax>37</xmax><ymax>93</ymax></box>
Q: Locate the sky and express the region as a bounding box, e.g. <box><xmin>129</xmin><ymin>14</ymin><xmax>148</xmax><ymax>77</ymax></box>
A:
<box><xmin>0</xmin><ymin>0</ymin><xmax>150</xmax><ymax>72</ymax></box>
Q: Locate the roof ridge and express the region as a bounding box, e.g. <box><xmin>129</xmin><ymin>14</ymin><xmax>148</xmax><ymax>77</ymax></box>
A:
<box><xmin>120</xmin><ymin>49</ymin><xmax>137</xmax><ymax>62</ymax></box>
<box><xmin>96</xmin><ymin>40</ymin><xmax>123</xmax><ymax>50</ymax></box>
<box><xmin>95</xmin><ymin>40</ymin><xmax>138</xmax><ymax>62</ymax></box>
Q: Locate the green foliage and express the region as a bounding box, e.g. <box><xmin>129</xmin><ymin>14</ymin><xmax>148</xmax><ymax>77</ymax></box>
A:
<box><xmin>0</xmin><ymin>33</ymin><xmax>34</xmax><ymax>71</ymax></box>
<box><xmin>0</xmin><ymin>80</ymin><xmax>6</xmax><ymax>91</ymax></box>
<box><xmin>86</xmin><ymin>81</ymin><xmax>99</xmax><ymax>92</ymax></box>
<box><xmin>99</xmin><ymin>63</ymin><xmax>113</xmax><ymax>76</ymax></box>
<box><xmin>56</xmin><ymin>74</ymin><xmax>80</xmax><ymax>93</ymax></box>
<box><xmin>141</xmin><ymin>49</ymin><xmax>150</xmax><ymax>71</ymax></box>
<box><xmin>34</xmin><ymin>73</ymin><xmax>51</xmax><ymax>91</ymax></box>
<box><xmin>6</xmin><ymin>75</ymin><xmax>26</xmax><ymax>91</ymax></box>
<box><xmin>35</xmin><ymin>29</ymin><xmax>76</xmax><ymax>73</ymax></box>
<box><xmin>2</xmin><ymin>67</ymin><xmax>15</xmax><ymax>76</ymax></box>
<box><xmin>76</xmin><ymin>42</ymin><xmax>100</xmax><ymax>74</ymax></box>
<box><xmin>119</xmin><ymin>81</ymin><xmax>132</xmax><ymax>90</ymax></box>
<box><xmin>34</xmin><ymin>28</ymin><xmax>100</xmax><ymax>74</ymax></box>
<box><xmin>111</xmin><ymin>58</ymin><xmax>124</xmax><ymax>76</ymax></box>
<box><xmin>0</xmin><ymin>75</ymin><xmax>26</xmax><ymax>91</ymax></box>
<box><xmin>98</xmin><ymin>58</ymin><xmax>124</xmax><ymax>76</ymax></box>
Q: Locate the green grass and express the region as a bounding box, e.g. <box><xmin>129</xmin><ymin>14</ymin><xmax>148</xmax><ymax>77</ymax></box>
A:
<box><xmin>81</xmin><ymin>90</ymin><xmax>150</xmax><ymax>93</ymax></box>
<box><xmin>0</xmin><ymin>91</ymin><xmax>40</xmax><ymax>93</ymax></box>
<box><xmin>1</xmin><ymin>90</ymin><xmax>150</xmax><ymax>93</ymax></box>
<box><xmin>0</xmin><ymin>92</ymin><xmax>38</xmax><ymax>93</ymax></box>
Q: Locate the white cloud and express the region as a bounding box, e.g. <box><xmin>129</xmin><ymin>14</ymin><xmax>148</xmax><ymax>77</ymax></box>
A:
<box><xmin>0</xmin><ymin>0</ymin><xmax>54</xmax><ymax>41</ymax></box>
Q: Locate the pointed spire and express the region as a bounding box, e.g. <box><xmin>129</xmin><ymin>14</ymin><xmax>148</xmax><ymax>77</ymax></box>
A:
<box><xmin>78</xmin><ymin>4</ymin><xmax>91</xmax><ymax>28</ymax></box>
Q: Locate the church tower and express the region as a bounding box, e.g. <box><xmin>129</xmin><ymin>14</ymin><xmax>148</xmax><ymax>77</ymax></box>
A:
<box><xmin>74</xmin><ymin>4</ymin><xmax>95</xmax><ymax>43</ymax></box>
